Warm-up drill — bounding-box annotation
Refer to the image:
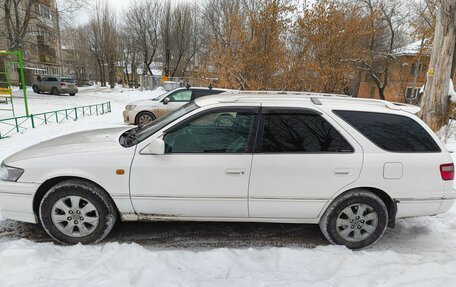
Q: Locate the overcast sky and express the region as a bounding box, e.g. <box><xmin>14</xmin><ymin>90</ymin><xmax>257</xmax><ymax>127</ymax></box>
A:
<box><xmin>64</xmin><ymin>0</ymin><xmax>192</xmax><ymax>25</ymax></box>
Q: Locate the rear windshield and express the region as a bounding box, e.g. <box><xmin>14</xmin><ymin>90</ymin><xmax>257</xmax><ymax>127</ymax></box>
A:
<box><xmin>62</xmin><ymin>78</ymin><xmax>75</xmax><ymax>83</ymax></box>
<box><xmin>333</xmin><ymin>110</ymin><xmax>440</xmax><ymax>153</ymax></box>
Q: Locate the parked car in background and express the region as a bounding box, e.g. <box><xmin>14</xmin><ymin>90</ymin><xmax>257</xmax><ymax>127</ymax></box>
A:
<box><xmin>0</xmin><ymin>91</ymin><xmax>454</xmax><ymax>248</ymax></box>
<box><xmin>32</xmin><ymin>76</ymin><xmax>78</xmax><ymax>96</ymax></box>
<box><xmin>123</xmin><ymin>86</ymin><xmax>232</xmax><ymax>125</ymax></box>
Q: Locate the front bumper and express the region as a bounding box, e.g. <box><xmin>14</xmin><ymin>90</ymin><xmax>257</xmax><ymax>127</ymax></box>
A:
<box><xmin>123</xmin><ymin>110</ymin><xmax>136</xmax><ymax>125</ymax></box>
<box><xmin>0</xmin><ymin>181</ymin><xmax>40</xmax><ymax>223</ymax></box>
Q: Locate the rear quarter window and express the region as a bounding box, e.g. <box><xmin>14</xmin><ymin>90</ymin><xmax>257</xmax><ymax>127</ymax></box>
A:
<box><xmin>333</xmin><ymin>110</ymin><xmax>440</xmax><ymax>153</ymax></box>
<box><xmin>191</xmin><ymin>90</ymin><xmax>224</xmax><ymax>101</ymax></box>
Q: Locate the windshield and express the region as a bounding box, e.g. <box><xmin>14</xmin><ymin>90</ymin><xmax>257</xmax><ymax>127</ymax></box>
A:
<box><xmin>120</xmin><ymin>102</ymin><xmax>199</xmax><ymax>147</ymax></box>
<box><xmin>152</xmin><ymin>91</ymin><xmax>168</xmax><ymax>101</ymax></box>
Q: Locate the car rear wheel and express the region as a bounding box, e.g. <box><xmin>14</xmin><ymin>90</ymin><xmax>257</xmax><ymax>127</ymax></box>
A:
<box><xmin>135</xmin><ymin>111</ymin><xmax>155</xmax><ymax>126</ymax></box>
<box><xmin>32</xmin><ymin>85</ymin><xmax>40</xmax><ymax>94</ymax></box>
<box><xmin>51</xmin><ymin>87</ymin><xmax>60</xmax><ymax>95</ymax></box>
<box><xmin>319</xmin><ymin>190</ymin><xmax>388</xmax><ymax>249</ymax></box>
<box><xmin>69</xmin><ymin>93</ymin><xmax>76</xmax><ymax>96</ymax></box>
<box><xmin>39</xmin><ymin>179</ymin><xmax>117</xmax><ymax>245</ymax></box>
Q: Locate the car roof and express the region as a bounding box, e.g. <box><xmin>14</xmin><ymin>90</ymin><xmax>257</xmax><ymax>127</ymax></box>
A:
<box><xmin>173</xmin><ymin>87</ymin><xmax>235</xmax><ymax>92</ymax></box>
<box><xmin>194</xmin><ymin>90</ymin><xmax>421</xmax><ymax>114</ymax></box>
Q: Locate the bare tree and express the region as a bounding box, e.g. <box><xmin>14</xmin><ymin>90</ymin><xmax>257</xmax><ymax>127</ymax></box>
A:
<box><xmin>83</xmin><ymin>2</ymin><xmax>118</xmax><ymax>88</ymax></box>
<box><xmin>160</xmin><ymin>1</ymin><xmax>173</xmax><ymax>77</ymax></box>
<box><xmin>170</xmin><ymin>3</ymin><xmax>194</xmax><ymax>77</ymax></box>
<box><xmin>349</xmin><ymin>0</ymin><xmax>409</xmax><ymax>100</ymax></box>
<box><xmin>125</xmin><ymin>0</ymin><xmax>160</xmax><ymax>76</ymax></box>
<box><xmin>118</xmin><ymin>29</ymin><xmax>138</xmax><ymax>87</ymax></box>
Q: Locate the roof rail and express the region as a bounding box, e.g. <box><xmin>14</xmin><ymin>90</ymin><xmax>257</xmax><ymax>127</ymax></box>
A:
<box><xmin>222</xmin><ymin>90</ymin><xmax>351</xmax><ymax>98</ymax></box>
<box><xmin>217</xmin><ymin>90</ymin><xmax>421</xmax><ymax>114</ymax></box>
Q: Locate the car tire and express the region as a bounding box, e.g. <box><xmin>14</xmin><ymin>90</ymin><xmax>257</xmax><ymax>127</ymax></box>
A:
<box><xmin>32</xmin><ymin>85</ymin><xmax>40</xmax><ymax>94</ymax></box>
<box><xmin>39</xmin><ymin>179</ymin><xmax>117</xmax><ymax>245</ymax></box>
<box><xmin>69</xmin><ymin>93</ymin><xmax>76</xmax><ymax>96</ymax></box>
<box><xmin>51</xmin><ymin>87</ymin><xmax>60</xmax><ymax>95</ymax></box>
<box><xmin>135</xmin><ymin>111</ymin><xmax>156</xmax><ymax>126</ymax></box>
<box><xmin>319</xmin><ymin>190</ymin><xmax>388</xmax><ymax>249</ymax></box>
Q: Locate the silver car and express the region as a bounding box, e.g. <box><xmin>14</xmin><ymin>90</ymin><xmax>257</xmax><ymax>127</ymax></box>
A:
<box><xmin>32</xmin><ymin>76</ymin><xmax>78</xmax><ymax>96</ymax></box>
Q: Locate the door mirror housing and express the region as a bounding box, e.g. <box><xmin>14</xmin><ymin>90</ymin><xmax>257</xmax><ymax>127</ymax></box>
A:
<box><xmin>147</xmin><ymin>138</ymin><xmax>165</xmax><ymax>155</ymax></box>
<box><xmin>163</xmin><ymin>97</ymin><xmax>170</xmax><ymax>105</ymax></box>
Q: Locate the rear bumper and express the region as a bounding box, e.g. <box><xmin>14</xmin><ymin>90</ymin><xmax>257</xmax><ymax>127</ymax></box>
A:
<box><xmin>396</xmin><ymin>197</ymin><xmax>456</xmax><ymax>218</ymax></box>
<box><xmin>0</xmin><ymin>181</ymin><xmax>39</xmax><ymax>223</ymax></box>
<box><xmin>60</xmin><ymin>88</ymin><xmax>78</xmax><ymax>94</ymax></box>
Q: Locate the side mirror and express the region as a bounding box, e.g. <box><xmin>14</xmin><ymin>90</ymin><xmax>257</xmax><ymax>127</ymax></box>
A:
<box><xmin>163</xmin><ymin>97</ymin><xmax>170</xmax><ymax>105</ymax></box>
<box><xmin>147</xmin><ymin>138</ymin><xmax>165</xmax><ymax>155</ymax></box>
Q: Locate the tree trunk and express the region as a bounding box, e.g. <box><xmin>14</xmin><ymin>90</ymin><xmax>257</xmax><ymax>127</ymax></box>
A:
<box><xmin>420</xmin><ymin>0</ymin><xmax>456</xmax><ymax>131</ymax></box>
<box><xmin>108</xmin><ymin>62</ymin><xmax>115</xmax><ymax>89</ymax></box>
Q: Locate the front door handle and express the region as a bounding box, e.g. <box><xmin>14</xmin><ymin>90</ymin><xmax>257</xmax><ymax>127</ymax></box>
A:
<box><xmin>225</xmin><ymin>169</ymin><xmax>245</xmax><ymax>175</ymax></box>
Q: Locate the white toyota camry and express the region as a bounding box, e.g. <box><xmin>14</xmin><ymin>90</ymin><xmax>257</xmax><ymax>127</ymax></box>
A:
<box><xmin>0</xmin><ymin>92</ymin><xmax>454</xmax><ymax>249</ymax></box>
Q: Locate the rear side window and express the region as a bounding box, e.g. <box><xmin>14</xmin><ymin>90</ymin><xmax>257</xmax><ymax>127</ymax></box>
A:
<box><xmin>261</xmin><ymin>110</ymin><xmax>354</xmax><ymax>153</ymax></box>
<box><xmin>191</xmin><ymin>89</ymin><xmax>224</xmax><ymax>100</ymax></box>
<box><xmin>62</xmin><ymin>78</ymin><xmax>75</xmax><ymax>83</ymax></box>
<box><xmin>333</xmin><ymin>110</ymin><xmax>440</xmax><ymax>152</ymax></box>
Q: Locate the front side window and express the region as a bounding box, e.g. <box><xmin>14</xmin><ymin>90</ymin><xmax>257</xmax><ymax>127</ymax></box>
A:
<box><xmin>164</xmin><ymin>109</ymin><xmax>256</xmax><ymax>153</ymax></box>
<box><xmin>120</xmin><ymin>103</ymin><xmax>199</xmax><ymax>147</ymax></box>
<box><xmin>168</xmin><ymin>90</ymin><xmax>192</xmax><ymax>102</ymax></box>
<box><xmin>334</xmin><ymin>110</ymin><xmax>440</xmax><ymax>152</ymax></box>
<box><xmin>261</xmin><ymin>110</ymin><xmax>353</xmax><ymax>153</ymax></box>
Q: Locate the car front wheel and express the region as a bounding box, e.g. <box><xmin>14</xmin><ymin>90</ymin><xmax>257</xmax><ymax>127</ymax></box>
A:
<box><xmin>135</xmin><ymin>111</ymin><xmax>155</xmax><ymax>126</ymax></box>
<box><xmin>319</xmin><ymin>190</ymin><xmax>388</xmax><ymax>249</ymax></box>
<box><xmin>39</xmin><ymin>179</ymin><xmax>117</xmax><ymax>245</ymax></box>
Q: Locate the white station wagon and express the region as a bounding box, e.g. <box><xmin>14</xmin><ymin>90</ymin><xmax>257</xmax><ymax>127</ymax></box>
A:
<box><xmin>0</xmin><ymin>92</ymin><xmax>454</xmax><ymax>249</ymax></box>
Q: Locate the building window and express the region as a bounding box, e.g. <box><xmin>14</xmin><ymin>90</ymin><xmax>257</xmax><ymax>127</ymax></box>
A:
<box><xmin>44</xmin><ymin>66</ymin><xmax>49</xmax><ymax>75</ymax></box>
<box><xmin>410</xmin><ymin>63</ymin><xmax>423</xmax><ymax>76</ymax></box>
<box><xmin>406</xmin><ymin>87</ymin><xmax>420</xmax><ymax>99</ymax></box>
<box><xmin>38</xmin><ymin>4</ymin><xmax>52</xmax><ymax>20</ymax></box>
<box><xmin>51</xmin><ymin>67</ymin><xmax>60</xmax><ymax>75</ymax></box>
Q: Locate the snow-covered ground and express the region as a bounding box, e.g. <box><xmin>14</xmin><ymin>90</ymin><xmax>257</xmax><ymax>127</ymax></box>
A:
<box><xmin>1</xmin><ymin>87</ymin><xmax>456</xmax><ymax>286</ymax></box>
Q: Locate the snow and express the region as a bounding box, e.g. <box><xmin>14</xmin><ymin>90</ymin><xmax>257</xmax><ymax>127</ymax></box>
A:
<box><xmin>394</xmin><ymin>40</ymin><xmax>423</xmax><ymax>56</ymax></box>
<box><xmin>1</xmin><ymin>87</ymin><xmax>456</xmax><ymax>286</ymax></box>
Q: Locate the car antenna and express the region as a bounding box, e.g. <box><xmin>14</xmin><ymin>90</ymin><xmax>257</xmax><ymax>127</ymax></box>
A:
<box><xmin>208</xmin><ymin>83</ymin><xmax>213</xmax><ymax>90</ymax></box>
<box><xmin>186</xmin><ymin>83</ymin><xmax>191</xmax><ymax>89</ymax></box>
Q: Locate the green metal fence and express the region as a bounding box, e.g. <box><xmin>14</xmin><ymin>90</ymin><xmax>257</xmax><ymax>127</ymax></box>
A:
<box><xmin>0</xmin><ymin>101</ymin><xmax>111</xmax><ymax>139</ymax></box>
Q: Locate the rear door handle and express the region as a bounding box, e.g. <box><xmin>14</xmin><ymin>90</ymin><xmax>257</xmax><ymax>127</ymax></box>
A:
<box><xmin>225</xmin><ymin>169</ymin><xmax>245</xmax><ymax>175</ymax></box>
<box><xmin>334</xmin><ymin>169</ymin><xmax>353</xmax><ymax>175</ymax></box>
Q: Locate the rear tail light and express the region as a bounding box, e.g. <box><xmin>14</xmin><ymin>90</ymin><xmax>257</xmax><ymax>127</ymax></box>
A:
<box><xmin>440</xmin><ymin>163</ymin><xmax>454</xmax><ymax>180</ymax></box>
<box><xmin>60</xmin><ymin>82</ymin><xmax>66</xmax><ymax>87</ymax></box>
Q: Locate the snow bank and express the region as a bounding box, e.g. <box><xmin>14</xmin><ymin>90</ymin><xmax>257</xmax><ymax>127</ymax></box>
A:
<box><xmin>1</xmin><ymin>213</ymin><xmax>456</xmax><ymax>287</ymax></box>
